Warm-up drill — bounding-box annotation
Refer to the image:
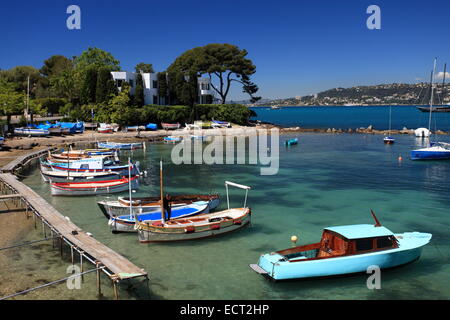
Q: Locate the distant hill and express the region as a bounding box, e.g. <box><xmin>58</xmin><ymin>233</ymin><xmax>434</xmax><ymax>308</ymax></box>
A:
<box><xmin>248</xmin><ymin>83</ymin><xmax>450</xmax><ymax>106</ymax></box>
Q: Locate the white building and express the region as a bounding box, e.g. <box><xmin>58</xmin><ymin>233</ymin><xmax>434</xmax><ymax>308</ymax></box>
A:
<box><xmin>111</xmin><ymin>71</ymin><xmax>214</xmax><ymax>105</ymax></box>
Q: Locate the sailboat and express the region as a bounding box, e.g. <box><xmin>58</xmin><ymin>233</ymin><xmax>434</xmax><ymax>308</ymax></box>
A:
<box><xmin>417</xmin><ymin>63</ymin><xmax>450</xmax><ymax>112</ymax></box>
<box><xmin>383</xmin><ymin>106</ymin><xmax>395</xmax><ymax>144</ymax></box>
<box><xmin>411</xmin><ymin>59</ymin><xmax>450</xmax><ymax>160</ymax></box>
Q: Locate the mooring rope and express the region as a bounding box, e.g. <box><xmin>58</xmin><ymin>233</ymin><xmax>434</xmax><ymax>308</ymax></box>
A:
<box><xmin>0</xmin><ymin>267</ymin><xmax>103</xmax><ymax>300</ymax></box>
<box><xmin>0</xmin><ymin>236</ymin><xmax>59</xmax><ymax>251</ymax></box>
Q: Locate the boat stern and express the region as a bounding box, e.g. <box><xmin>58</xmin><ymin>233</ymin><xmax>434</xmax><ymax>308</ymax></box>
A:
<box><xmin>250</xmin><ymin>252</ymin><xmax>285</xmax><ymax>280</ymax></box>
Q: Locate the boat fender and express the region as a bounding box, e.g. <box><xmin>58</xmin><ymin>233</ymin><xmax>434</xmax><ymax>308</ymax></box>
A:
<box><xmin>233</xmin><ymin>220</ymin><xmax>242</xmax><ymax>225</ymax></box>
<box><xmin>185</xmin><ymin>226</ymin><xmax>195</xmax><ymax>233</ymax></box>
<box><xmin>211</xmin><ymin>224</ymin><xmax>221</xmax><ymax>230</ymax></box>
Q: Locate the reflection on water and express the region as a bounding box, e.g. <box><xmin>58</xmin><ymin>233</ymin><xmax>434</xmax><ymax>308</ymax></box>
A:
<box><xmin>13</xmin><ymin>133</ymin><xmax>450</xmax><ymax>300</ymax></box>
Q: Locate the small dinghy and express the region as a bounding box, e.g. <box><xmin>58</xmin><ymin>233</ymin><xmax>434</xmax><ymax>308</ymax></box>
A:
<box><xmin>250</xmin><ymin>210</ymin><xmax>432</xmax><ymax>281</ymax></box>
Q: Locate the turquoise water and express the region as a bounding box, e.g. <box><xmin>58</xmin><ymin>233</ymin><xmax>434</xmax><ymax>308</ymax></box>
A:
<box><xmin>251</xmin><ymin>106</ymin><xmax>450</xmax><ymax>131</ymax></box>
<box><xmin>17</xmin><ymin>133</ymin><xmax>450</xmax><ymax>300</ymax></box>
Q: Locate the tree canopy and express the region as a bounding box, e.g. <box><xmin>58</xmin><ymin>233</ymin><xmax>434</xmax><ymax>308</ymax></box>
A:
<box><xmin>167</xmin><ymin>43</ymin><xmax>260</xmax><ymax>104</ymax></box>
<box><xmin>74</xmin><ymin>47</ymin><xmax>121</xmax><ymax>71</ymax></box>
<box><xmin>135</xmin><ymin>63</ymin><xmax>154</xmax><ymax>73</ymax></box>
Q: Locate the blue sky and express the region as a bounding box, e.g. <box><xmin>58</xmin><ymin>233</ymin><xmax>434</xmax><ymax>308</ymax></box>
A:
<box><xmin>1</xmin><ymin>0</ymin><xmax>450</xmax><ymax>100</ymax></box>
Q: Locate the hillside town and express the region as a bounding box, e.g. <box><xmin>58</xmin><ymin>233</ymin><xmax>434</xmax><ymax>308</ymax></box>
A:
<box><xmin>249</xmin><ymin>82</ymin><xmax>450</xmax><ymax>106</ymax></box>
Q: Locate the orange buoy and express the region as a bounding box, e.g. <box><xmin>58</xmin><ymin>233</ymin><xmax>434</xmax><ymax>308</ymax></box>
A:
<box><xmin>398</xmin><ymin>155</ymin><xmax>403</xmax><ymax>161</ymax></box>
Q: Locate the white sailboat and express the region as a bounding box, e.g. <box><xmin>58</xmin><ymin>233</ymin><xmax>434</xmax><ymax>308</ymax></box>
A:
<box><xmin>383</xmin><ymin>106</ymin><xmax>395</xmax><ymax>144</ymax></box>
<box><xmin>411</xmin><ymin>59</ymin><xmax>450</xmax><ymax>160</ymax></box>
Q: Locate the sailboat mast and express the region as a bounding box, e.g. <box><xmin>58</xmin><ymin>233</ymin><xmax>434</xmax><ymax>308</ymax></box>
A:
<box><xmin>442</xmin><ymin>63</ymin><xmax>447</xmax><ymax>106</ymax></box>
<box><xmin>128</xmin><ymin>157</ymin><xmax>133</xmax><ymax>219</ymax></box>
<box><xmin>388</xmin><ymin>106</ymin><xmax>392</xmax><ymax>135</ymax></box>
<box><xmin>160</xmin><ymin>160</ymin><xmax>165</xmax><ymax>224</ymax></box>
<box><xmin>428</xmin><ymin>58</ymin><xmax>437</xmax><ymax>134</ymax></box>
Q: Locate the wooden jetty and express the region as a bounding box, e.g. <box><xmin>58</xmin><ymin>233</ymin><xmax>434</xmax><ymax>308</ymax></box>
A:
<box><xmin>0</xmin><ymin>148</ymin><xmax>148</xmax><ymax>299</ymax></box>
<box><xmin>1</xmin><ymin>147</ymin><xmax>56</xmax><ymax>173</ymax></box>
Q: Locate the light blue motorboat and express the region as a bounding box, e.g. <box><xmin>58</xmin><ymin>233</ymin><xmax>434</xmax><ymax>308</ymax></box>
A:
<box><xmin>285</xmin><ymin>138</ymin><xmax>298</xmax><ymax>146</ymax></box>
<box><xmin>250</xmin><ymin>212</ymin><xmax>432</xmax><ymax>281</ymax></box>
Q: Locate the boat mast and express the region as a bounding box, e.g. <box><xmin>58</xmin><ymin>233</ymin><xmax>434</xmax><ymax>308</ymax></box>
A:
<box><xmin>128</xmin><ymin>157</ymin><xmax>133</xmax><ymax>219</ymax></box>
<box><xmin>441</xmin><ymin>63</ymin><xmax>447</xmax><ymax>106</ymax></box>
<box><xmin>388</xmin><ymin>106</ymin><xmax>392</xmax><ymax>136</ymax></box>
<box><xmin>160</xmin><ymin>160</ymin><xmax>165</xmax><ymax>224</ymax></box>
<box><xmin>428</xmin><ymin>58</ymin><xmax>437</xmax><ymax>136</ymax></box>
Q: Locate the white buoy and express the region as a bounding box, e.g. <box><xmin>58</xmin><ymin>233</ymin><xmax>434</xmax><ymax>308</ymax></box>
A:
<box><xmin>291</xmin><ymin>235</ymin><xmax>298</xmax><ymax>244</ymax></box>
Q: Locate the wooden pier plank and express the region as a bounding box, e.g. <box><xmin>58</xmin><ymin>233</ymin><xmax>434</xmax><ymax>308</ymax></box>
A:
<box><xmin>0</xmin><ymin>173</ymin><xmax>147</xmax><ymax>280</ymax></box>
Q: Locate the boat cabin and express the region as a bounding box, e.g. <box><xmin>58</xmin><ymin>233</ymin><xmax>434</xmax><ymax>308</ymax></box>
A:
<box><xmin>277</xmin><ymin>224</ymin><xmax>399</xmax><ymax>262</ymax></box>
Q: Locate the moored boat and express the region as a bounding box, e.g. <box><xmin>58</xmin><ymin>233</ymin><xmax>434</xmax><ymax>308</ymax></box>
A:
<box><xmin>50</xmin><ymin>176</ymin><xmax>139</xmax><ymax>196</ymax></box>
<box><xmin>97</xmin><ymin>141</ymin><xmax>144</xmax><ymax>150</ymax></box>
<box><xmin>41</xmin><ymin>170</ymin><xmax>121</xmax><ymax>183</ymax></box>
<box><xmin>136</xmin><ymin>175</ymin><xmax>252</xmax><ymax>242</ymax></box>
<box><xmin>285</xmin><ymin>138</ymin><xmax>298</xmax><ymax>146</ymax></box>
<box><xmin>97</xmin><ymin>194</ymin><xmax>220</xmax><ymax>219</ymax></box>
<box><xmin>249</xmin><ymin>211</ymin><xmax>432</xmax><ymax>281</ymax></box>
<box><xmin>163</xmin><ymin>136</ymin><xmax>182</xmax><ymax>143</ymax></box>
<box><xmin>108</xmin><ymin>201</ymin><xmax>211</xmax><ymax>233</ymax></box>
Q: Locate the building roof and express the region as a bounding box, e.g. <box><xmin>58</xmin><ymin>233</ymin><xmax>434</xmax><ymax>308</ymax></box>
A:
<box><xmin>324</xmin><ymin>224</ymin><xmax>394</xmax><ymax>240</ymax></box>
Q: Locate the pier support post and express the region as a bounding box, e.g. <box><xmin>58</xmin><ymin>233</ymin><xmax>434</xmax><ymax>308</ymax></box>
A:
<box><xmin>59</xmin><ymin>236</ymin><xmax>63</xmax><ymax>258</ymax></box>
<box><xmin>42</xmin><ymin>220</ymin><xmax>46</xmax><ymax>238</ymax></box>
<box><xmin>80</xmin><ymin>251</ymin><xmax>84</xmax><ymax>282</ymax></box>
<box><xmin>95</xmin><ymin>261</ymin><xmax>102</xmax><ymax>296</ymax></box>
<box><xmin>112</xmin><ymin>278</ymin><xmax>120</xmax><ymax>300</ymax></box>
<box><xmin>71</xmin><ymin>246</ymin><xmax>74</xmax><ymax>265</ymax></box>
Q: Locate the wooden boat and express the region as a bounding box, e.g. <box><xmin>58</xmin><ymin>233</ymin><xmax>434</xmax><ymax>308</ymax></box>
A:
<box><xmin>41</xmin><ymin>170</ymin><xmax>121</xmax><ymax>183</ymax></box>
<box><xmin>40</xmin><ymin>159</ymin><xmax>138</xmax><ymax>175</ymax></box>
<box><xmin>98</xmin><ymin>126</ymin><xmax>113</xmax><ymax>133</ymax></box>
<box><xmin>161</xmin><ymin>122</ymin><xmax>180</xmax><ymax>130</ymax></box>
<box><xmin>285</xmin><ymin>138</ymin><xmax>298</xmax><ymax>146</ymax></box>
<box><xmin>249</xmin><ymin>210</ymin><xmax>432</xmax><ymax>281</ymax></box>
<box><xmin>50</xmin><ymin>176</ymin><xmax>139</xmax><ymax>196</ymax></box>
<box><xmin>97</xmin><ymin>194</ymin><xmax>220</xmax><ymax>219</ymax></box>
<box><xmin>14</xmin><ymin>127</ymin><xmax>49</xmax><ymax>136</ymax></box>
<box><xmin>108</xmin><ymin>201</ymin><xmax>211</xmax><ymax>233</ymax></box>
<box><xmin>136</xmin><ymin>168</ymin><xmax>252</xmax><ymax>242</ymax></box>
<box><xmin>97</xmin><ymin>141</ymin><xmax>144</xmax><ymax>150</ymax></box>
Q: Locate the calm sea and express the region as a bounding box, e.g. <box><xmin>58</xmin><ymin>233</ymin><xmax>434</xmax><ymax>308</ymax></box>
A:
<box><xmin>251</xmin><ymin>105</ymin><xmax>450</xmax><ymax>131</ymax></box>
<box><xmin>12</xmin><ymin>130</ymin><xmax>450</xmax><ymax>300</ymax></box>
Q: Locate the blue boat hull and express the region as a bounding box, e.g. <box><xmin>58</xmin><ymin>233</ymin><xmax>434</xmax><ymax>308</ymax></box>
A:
<box><xmin>410</xmin><ymin>150</ymin><xmax>450</xmax><ymax>160</ymax></box>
